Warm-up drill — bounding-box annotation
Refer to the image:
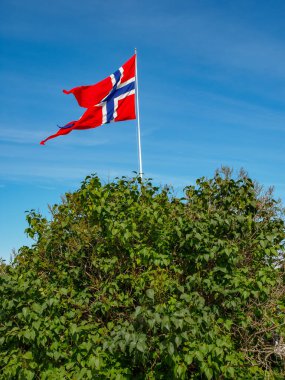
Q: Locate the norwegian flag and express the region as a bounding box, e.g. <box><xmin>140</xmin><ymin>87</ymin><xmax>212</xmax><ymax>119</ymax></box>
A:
<box><xmin>40</xmin><ymin>55</ymin><xmax>136</xmax><ymax>145</ymax></box>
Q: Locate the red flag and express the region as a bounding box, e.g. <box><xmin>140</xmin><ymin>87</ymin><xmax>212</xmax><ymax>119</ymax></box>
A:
<box><xmin>40</xmin><ymin>55</ymin><xmax>136</xmax><ymax>145</ymax></box>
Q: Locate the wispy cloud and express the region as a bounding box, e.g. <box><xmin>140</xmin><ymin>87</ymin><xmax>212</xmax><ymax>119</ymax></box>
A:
<box><xmin>0</xmin><ymin>126</ymin><xmax>112</xmax><ymax>146</ymax></box>
<box><xmin>0</xmin><ymin>127</ymin><xmax>46</xmax><ymax>144</ymax></box>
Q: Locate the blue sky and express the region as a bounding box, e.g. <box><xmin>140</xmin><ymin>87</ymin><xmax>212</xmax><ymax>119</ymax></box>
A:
<box><xmin>1</xmin><ymin>0</ymin><xmax>285</xmax><ymax>261</ymax></box>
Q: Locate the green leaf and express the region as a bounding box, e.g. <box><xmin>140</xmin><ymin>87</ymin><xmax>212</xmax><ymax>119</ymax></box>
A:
<box><xmin>136</xmin><ymin>341</ymin><xmax>146</xmax><ymax>353</ymax></box>
<box><xmin>23</xmin><ymin>351</ymin><xmax>33</xmax><ymax>360</ymax></box>
<box><xmin>175</xmin><ymin>335</ymin><xmax>182</xmax><ymax>347</ymax></box>
<box><xmin>88</xmin><ymin>356</ymin><xmax>101</xmax><ymax>369</ymax></box>
<box><xmin>161</xmin><ymin>316</ymin><xmax>171</xmax><ymax>331</ymax></box>
<box><xmin>184</xmin><ymin>354</ymin><xmax>193</xmax><ymax>365</ymax></box>
<box><xmin>175</xmin><ymin>363</ymin><xmax>186</xmax><ymax>378</ymax></box>
<box><xmin>133</xmin><ymin>306</ymin><xmax>142</xmax><ymax>317</ymax></box>
<box><xmin>204</xmin><ymin>367</ymin><xmax>213</xmax><ymax>380</ymax></box>
<box><xmin>227</xmin><ymin>367</ymin><xmax>235</xmax><ymax>378</ymax></box>
<box><xmin>167</xmin><ymin>342</ymin><xmax>174</xmax><ymax>356</ymax></box>
<box><xmin>196</xmin><ymin>351</ymin><xmax>204</xmax><ymax>362</ymax></box>
<box><xmin>146</xmin><ymin>288</ymin><xmax>155</xmax><ymax>300</ymax></box>
<box><xmin>32</xmin><ymin>303</ymin><xmax>42</xmax><ymax>314</ymax></box>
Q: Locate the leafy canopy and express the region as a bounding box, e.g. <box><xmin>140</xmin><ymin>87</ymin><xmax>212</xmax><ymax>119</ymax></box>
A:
<box><xmin>1</xmin><ymin>169</ymin><xmax>284</xmax><ymax>379</ymax></box>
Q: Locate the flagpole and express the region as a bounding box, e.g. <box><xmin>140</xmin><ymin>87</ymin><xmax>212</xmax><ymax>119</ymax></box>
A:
<box><xmin>135</xmin><ymin>48</ymin><xmax>143</xmax><ymax>180</ymax></box>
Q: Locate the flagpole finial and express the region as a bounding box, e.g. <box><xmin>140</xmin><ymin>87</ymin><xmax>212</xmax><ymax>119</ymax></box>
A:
<box><xmin>134</xmin><ymin>47</ymin><xmax>137</xmax><ymax>54</ymax></box>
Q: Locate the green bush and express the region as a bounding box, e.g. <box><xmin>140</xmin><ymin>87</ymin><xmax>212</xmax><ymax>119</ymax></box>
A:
<box><xmin>1</xmin><ymin>169</ymin><xmax>284</xmax><ymax>379</ymax></box>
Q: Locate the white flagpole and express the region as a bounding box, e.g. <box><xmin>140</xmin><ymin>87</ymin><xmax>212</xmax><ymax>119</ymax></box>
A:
<box><xmin>134</xmin><ymin>48</ymin><xmax>143</xmax><ymax>180</ymax></box>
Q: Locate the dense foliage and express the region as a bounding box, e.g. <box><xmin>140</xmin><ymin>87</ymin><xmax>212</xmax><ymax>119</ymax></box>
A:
<box><xmin>1</xmin><ymin>170</ymin><xmax>285</xmax><ymax>379</ymax></box>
